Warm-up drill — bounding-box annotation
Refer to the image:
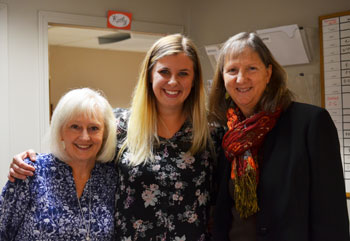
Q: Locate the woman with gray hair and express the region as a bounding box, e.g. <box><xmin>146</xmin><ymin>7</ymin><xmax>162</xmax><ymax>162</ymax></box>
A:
<box><xmin>209</xmin><ymin>32</ymin><xmax>349</xmax><ymax>241</ymax></box>
<box><xmin>0</xmin><ymin>88</ymin><xmax>117</xmax><ymax>240</ymax></box>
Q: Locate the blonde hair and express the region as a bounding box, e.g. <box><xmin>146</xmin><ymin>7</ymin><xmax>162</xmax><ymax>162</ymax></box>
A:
<box><xmin>209</xmin><ymin>32</ymin><xmax>293</xmax><ymax>125</ymax></box>
<box><xmin>119</xmin><ymin>34</ymin><xmax>210</xmax><ymax>166</ymax></box>
<box><xmin>50</xmin><ymin>88</ymin><xmax>116</xmax><ymax>163</ymax></box>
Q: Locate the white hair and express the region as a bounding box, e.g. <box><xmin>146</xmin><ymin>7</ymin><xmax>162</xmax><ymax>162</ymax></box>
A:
<box><xmin>49</xmin><ymin>88</ymin><xmax>116</xmax><ymax>163</ymax></box>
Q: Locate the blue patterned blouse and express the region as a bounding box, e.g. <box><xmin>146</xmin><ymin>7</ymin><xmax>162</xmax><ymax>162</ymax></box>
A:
<box><xmin>0</xmin><ymin>153</ymin><xmax>117</xmax><ymax>241</ymax></box>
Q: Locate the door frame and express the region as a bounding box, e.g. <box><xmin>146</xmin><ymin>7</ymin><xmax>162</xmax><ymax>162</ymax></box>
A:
<box><xmin>38</xmin><ymin>11</ymin><xmax>183</xmax><ymax>151</ymax></box>
<box><xmin>0</xmin><ymin>3</ymin><xmax>9</xmax><ymax>159</ymax></box>
<box><xmin>0</xmin><ymin>3</ymin><xmax>9</xmax><ymax>187</ymax></box>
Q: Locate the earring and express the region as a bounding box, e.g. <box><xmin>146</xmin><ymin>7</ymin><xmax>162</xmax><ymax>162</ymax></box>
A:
<box><xmin>225</xmin><ymin>92</ymin><xmax>230</xmax><ymax>100</ymax></box>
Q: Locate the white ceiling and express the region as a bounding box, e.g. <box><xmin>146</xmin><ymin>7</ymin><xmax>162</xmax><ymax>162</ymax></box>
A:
<box><xmin>48</xmin><ymin>25</ymin><xmax>164</xmax><ymax>52</ymax></box>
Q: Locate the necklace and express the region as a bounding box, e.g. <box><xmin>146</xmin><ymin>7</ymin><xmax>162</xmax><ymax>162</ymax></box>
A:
<box><xmin>77</xmin><ymin>182</ymin><xmax>92</xmax><ymax>240</ymax></box>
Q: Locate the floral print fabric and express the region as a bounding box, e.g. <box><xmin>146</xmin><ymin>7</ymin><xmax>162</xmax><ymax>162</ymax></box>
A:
<box><xmin>0</xmin><ymin>153</ymin><xmax>117</xmax><ymax>241</ymax></box>
<box><xmin>114</xmin><ymin>108</ymin><xmax>224</xmax><ymax>241</ymax></box>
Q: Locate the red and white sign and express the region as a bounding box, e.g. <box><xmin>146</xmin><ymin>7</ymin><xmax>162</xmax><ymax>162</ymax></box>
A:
<box><xmin>107</xmin><ymin>11</ymin><xmax>132</xmax><ymax>30</ymax></box>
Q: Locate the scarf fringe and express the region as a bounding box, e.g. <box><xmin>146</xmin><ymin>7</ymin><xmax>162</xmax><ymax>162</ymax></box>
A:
<box><xmin>223</xmin><ymin>107</ymin><xmax>282</xmax><ymax>218</ymax></box>
<box><xmin>234</xmin><ymin>170</ymin><xmax>259</xmax><ymax>218</ymax></box>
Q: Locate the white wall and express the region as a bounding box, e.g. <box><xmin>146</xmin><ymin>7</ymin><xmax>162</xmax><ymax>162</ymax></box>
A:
<box><xmin>188</xmin><ymin>0</ymin><xmax>349</xmax><ymax>82</ymax></box>
<box><xmin>188</xmin><ymin>0</ymin><xmax>349</xmax><ymax>107</ymax></box>
<box><xmin>0</xmin><ymin>3</ymin><xmax>10</xmax><ymax>189</ymax></box>
<box><xmin>0</xmin><ymin>0</ymin><xmax>186</xmax><ymax>188</ymax></box>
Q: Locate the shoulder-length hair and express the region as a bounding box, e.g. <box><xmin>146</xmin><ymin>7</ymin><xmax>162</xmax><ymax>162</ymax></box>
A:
<box><xmin>209</xmin><ymin>32</ymin><xmax>293</xmax><ymax>125</ymax></box>
<box><xmin>50</xmin><ymin>88</ymin><xmax>116</xmax><ymax>163</ymax></box>
<box><xmin>120</xmin><ymin>33</ymin><xmax>210</xmax><ymax>166</ymax></box>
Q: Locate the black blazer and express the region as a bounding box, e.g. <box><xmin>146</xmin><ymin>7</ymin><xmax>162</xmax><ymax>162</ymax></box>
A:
<box><xmin>213</xmin><ymin>102</ymin><xmax>350</xmax><ymax>241</ymax></box>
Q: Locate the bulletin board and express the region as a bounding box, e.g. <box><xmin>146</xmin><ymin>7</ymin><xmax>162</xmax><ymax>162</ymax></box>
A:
<box><xmin>319</xmin><ymin>11</ymin><xmax>350</xmax><ymax>196</ymax></box>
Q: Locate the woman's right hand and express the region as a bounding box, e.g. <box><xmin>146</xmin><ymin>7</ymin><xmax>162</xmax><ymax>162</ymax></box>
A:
<box><xmin>8</xmin><ymin>150</ymin><xmax>37</xmax><ymax>182</ymax></box>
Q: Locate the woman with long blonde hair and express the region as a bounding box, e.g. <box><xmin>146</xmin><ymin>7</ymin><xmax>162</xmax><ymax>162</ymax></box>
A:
<box><xmin>112</xmin><ymin>33</ymin><xmax>222</xmax><ymax>240</ymax></box>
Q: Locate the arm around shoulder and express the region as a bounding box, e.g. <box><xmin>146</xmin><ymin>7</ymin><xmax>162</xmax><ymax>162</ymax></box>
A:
<box><xmin>8</xmin><ymin>150</ymin><xmax>37</xmax><ymax>182</ymax></box>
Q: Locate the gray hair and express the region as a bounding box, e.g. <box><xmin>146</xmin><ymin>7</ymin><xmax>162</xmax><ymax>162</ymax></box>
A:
<box><xmin>49</xmin><ymin>88</ymin><xmax>116</xmax><ymax>163</ymax></box>
<box><xmin>209</xmin><ymin>32</ymin><xmax>293</xmax><ymax>124</ymax></box>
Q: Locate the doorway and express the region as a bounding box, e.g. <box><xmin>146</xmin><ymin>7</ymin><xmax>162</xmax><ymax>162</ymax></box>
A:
<box><xmin>48</xmin><ymin>24</ymin><xmax>163</xmax><ymax>112</ymax></box>
<box><xmin>38</xmin><ymin>11</ymin><xmax>183</xmax><ymax>151</ymax></box>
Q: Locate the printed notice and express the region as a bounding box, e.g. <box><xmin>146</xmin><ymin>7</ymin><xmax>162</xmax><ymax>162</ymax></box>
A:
<box><xmin>322</xmin><ymin>13</ymin><xmax>350</xmax><ymax>192</ymax></box>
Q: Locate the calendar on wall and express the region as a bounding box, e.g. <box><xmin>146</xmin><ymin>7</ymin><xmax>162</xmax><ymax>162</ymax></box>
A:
<box><xmin>319</xmin><ymin>11</ymin><xmax>350</xmax><ymax>194</ymax></box>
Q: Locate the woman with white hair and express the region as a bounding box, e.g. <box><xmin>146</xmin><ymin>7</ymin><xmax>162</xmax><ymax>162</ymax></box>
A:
<box><xmin>0</xmin><ymin>88</ymin><xmax>117</xmax><ymax>240</ymax></box>
<box><xmin>7</xmin><ymin>34</ymin><xmax>224</xmax><ymax>240</ymax></box>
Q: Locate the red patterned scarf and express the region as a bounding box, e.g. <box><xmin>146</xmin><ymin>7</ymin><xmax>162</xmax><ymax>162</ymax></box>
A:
<box><xmin>222</xmin><ymin>107</ymin><xmax>282</xmax><ymax>218</ymax></box>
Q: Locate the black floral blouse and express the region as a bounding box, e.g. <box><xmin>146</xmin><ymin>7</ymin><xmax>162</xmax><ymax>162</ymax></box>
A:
<box><xmin>113</xmin><ymin>108</ymin><xmax>223</xmax><ymax>241</ymax></box>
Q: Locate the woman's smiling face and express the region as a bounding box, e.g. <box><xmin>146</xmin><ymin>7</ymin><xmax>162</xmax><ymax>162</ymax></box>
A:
<box><xmin>61</xmin><ymin>112</ymin><xmax>104</xmax><ymax>164</ymax></box>
<box><xmin>151</xmin><ymin>53</ymin><xmax>194</xmax><ymax>114</ymax></box>
<box><xmin>223</xmin><ymin>47</ymin><xmax>272</xmax><ymax>117</ymax></box>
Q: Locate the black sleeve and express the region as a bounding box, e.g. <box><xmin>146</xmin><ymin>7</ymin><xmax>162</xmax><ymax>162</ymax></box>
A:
<box><xmin>307</xmin><ymin>108</ymin><xmax>350</xmax><ymax>241</ymax></box>
<box><xmin>212</xmin><ymin>148</ymin><xmax>232</xmax><ymax>241</ymax></box>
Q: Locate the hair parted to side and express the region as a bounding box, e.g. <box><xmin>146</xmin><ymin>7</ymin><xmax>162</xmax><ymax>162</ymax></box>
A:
<box><xmin>50</xmin><ymin>87</ymin><xmax>116</xmax><ymax>163</ymax></box>
<box><xmin>208</xmin><ymin>32</ymin><xmax>294</xmax><ymax>125</ymax></box>
<box><xmin>120</xmin><ymin>33</ymin><xmax>210</xmax><ymax>166</ymax></box>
